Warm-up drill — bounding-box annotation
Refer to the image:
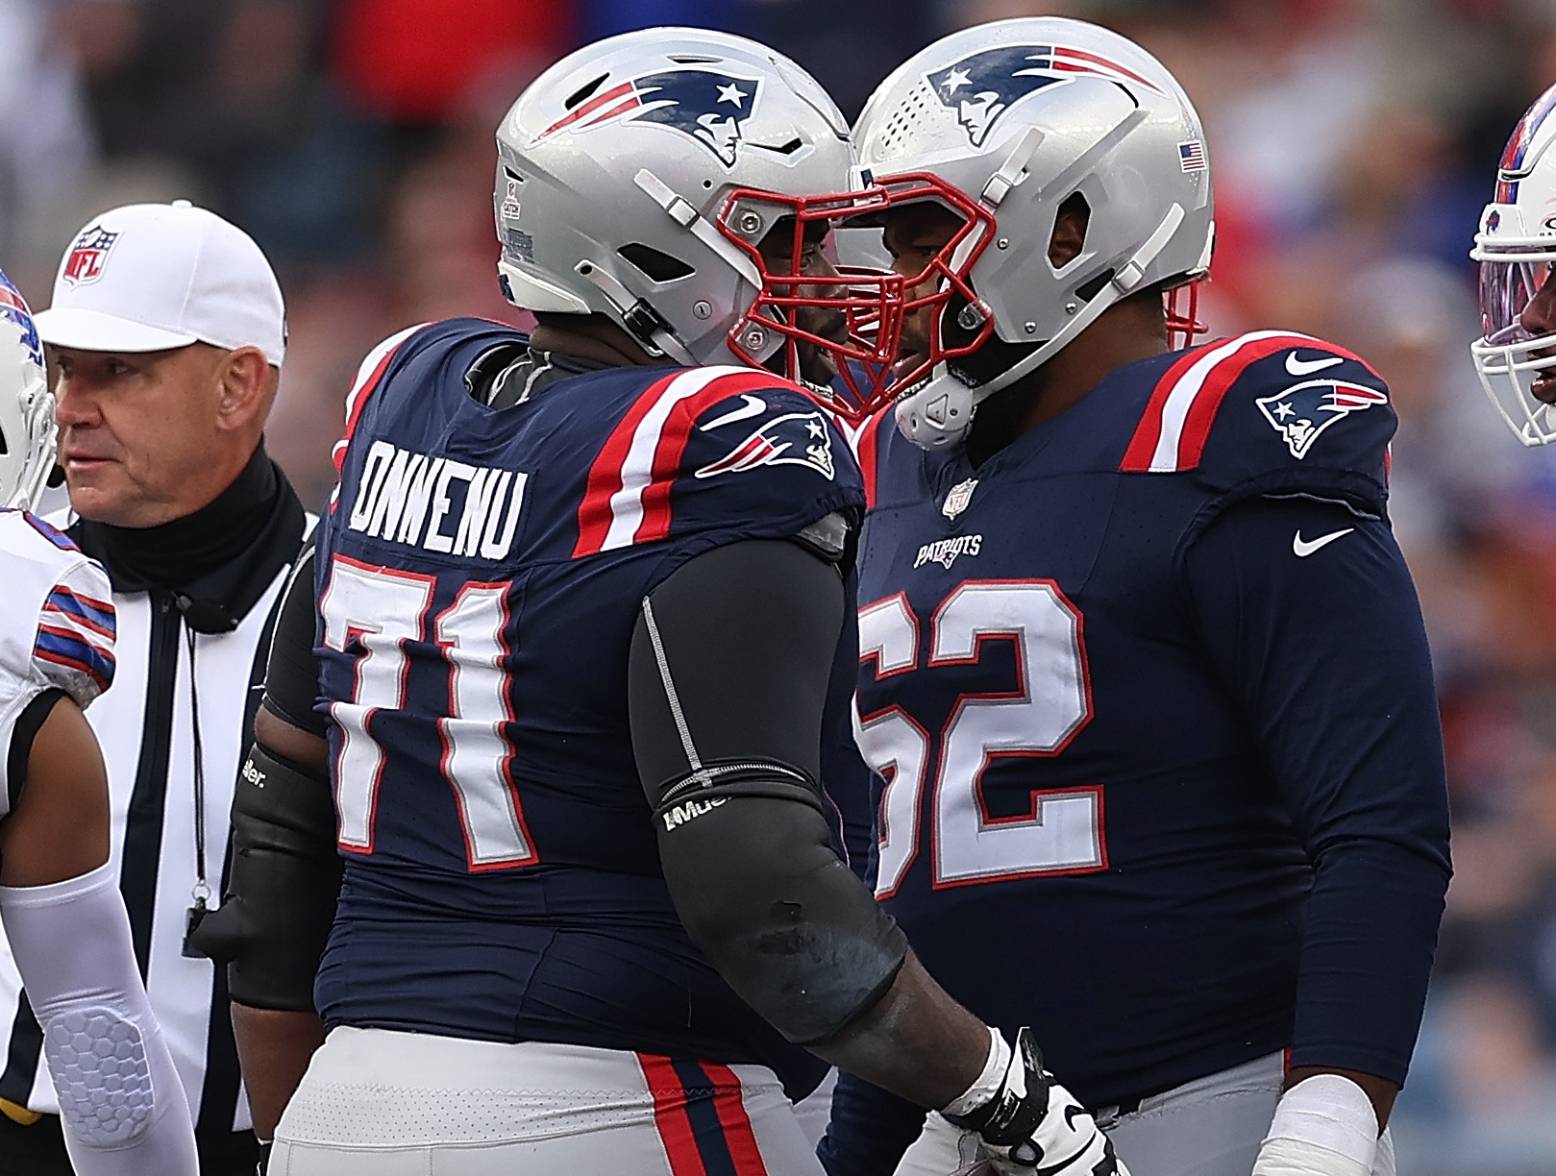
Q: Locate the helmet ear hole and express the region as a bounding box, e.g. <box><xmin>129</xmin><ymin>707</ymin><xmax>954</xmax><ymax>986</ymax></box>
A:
<box><xmin>1048</xmin><ymin>192</ymin><xmax>1091</xmax><ymax>268</ymax></box>
<box><xmin>616</xmin><ymin>244</ymin><xmax>695</xmax><ymax>283</ymax></box>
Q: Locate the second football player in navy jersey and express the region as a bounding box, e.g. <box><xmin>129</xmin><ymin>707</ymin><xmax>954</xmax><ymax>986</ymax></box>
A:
<box><xmin>204</xmin><ymin>28</ymin><xmax>1133</xmax><ymax>1176</ymax></box>
<box><xmin>823</xmin><ymin>17</ymin><xmax>1451</xmax><ymax>1176</ymax></box>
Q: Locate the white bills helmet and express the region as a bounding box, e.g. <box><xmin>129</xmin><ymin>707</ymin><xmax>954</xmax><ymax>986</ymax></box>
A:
<box><xmin>0</xmin><ymin>271</ymin><xmax>54</xmax><ymax>510</ymax></box>
<box><xmin>1470</xmin><ymin>81</ymin><xmax>1556</xmax><ymax>445</ymax></box>
<box><xmin>854</xmin><ymin>17</ymin><xmax>1215</xmax><ymax>448</ymax></box>
<box><xmin>493</xmin><ymin>27</ymin><xmax>903</xmax><ymax>420</ymax></box>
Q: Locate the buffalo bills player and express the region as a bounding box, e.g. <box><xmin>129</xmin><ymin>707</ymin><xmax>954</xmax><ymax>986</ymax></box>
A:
<box><xmin>201</xmin><ymin>30</ymin><xmax>1128</xmax><ymax>1176</ymax></box>
<box><xmin>0</xmin><ymin>270</ymin><xmax>198</xmax><ymax>1175</ymax></box>
<box><xmin>820</xmin><ymin>17</ymin><xmax>1451</xmax><ymax>1176</ymax></box>
<box><xmin>1470</xmin><ymin>80</ymin><xmax>1556</xmax><ymax>441</ymax></box>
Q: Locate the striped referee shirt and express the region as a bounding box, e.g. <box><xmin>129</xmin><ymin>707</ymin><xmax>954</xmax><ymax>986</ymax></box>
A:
<box><xmin>0</xmin><ymin>460</ymin><xmax>310</xmax><ymax>1138</ymax></box>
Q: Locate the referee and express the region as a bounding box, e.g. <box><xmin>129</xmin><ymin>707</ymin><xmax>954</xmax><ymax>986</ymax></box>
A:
<box><xmin>0</xmin><ymin>202</ymin><xmax>311</xmax><ymax>1175</ymax></box>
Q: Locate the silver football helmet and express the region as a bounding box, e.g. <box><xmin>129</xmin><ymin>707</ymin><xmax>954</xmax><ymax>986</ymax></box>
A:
<box><xmin>0</xmin><ymin>270</ymin><xmax>55</xmax><ymax>510</ymax></box>
<box><xmin>1470</xmin><ymin>80</ymin><xmax>1556</xmax><ymax>445</ymax></box>
<box><xmin>493</xmin><ymin>27</ymin><xmax>903</xmax><ymax>419</ymax></box>
<box><xmin>854</xmin><ymin>17</ymin><xmax>1216</xmax><ymax>448</ymax></box>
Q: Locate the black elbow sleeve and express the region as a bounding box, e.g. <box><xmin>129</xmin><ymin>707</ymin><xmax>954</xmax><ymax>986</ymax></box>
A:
<box><xmin>653</xmin><ymin>768</ymin><xmax>908</xmax><ymax>1045</ymax></box>
<box><xmin>188</xmin><ymin>742</ymin><xmax>342</xmax><ymax>1011</ymax></box>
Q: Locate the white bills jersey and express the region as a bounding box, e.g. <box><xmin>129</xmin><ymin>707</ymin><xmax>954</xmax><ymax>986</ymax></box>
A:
<box><xmin>0</xmin><ymin>509</ymin><xmax>116</xmax><ymax>816</ymax></box>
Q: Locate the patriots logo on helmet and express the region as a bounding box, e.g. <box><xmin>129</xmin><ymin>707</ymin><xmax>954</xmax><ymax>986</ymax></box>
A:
<box><xmin>61</xmin><ymin>225</ymin><xmax>120</xmax><ymax>287</ymax></box>
<box><xmin>539</xmin><ymin>69</ymin><xmax>762</xmax><ymax>166</ymax></box>
<box><xmin>1256</xmin><ymin>378</ymin><xmax>1389</xmax><ymax>460</ymax></box>
<box><xmin>695</xmin><ymin>410</ymin><xmax>835</xmax><ymax>481</ymax></box>
<box><xmin>0</xmin><ymin>273</ymin><xmax>42</xmax><ymax>367</ymax></box>
<box><xmin>928</xmin><ymin>44</ymin><xmax>1164</xmax><ymax>148</ymax></box>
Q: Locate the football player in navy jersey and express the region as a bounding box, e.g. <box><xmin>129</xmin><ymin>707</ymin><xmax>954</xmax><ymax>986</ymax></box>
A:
<box><xmin>1470</xmin><ymin>80</ymin><xmax>1556</xmax><ymax>442</ymax></box>
<box><xmin>200</xmin><ymin>29</ymin><xmax>1131</xmax><ymax>1176</ymax></box>
<box><xmin>819</xmin><ymin>16</ymin><xmax>1452</xmax><ymax>1176</ymax></box>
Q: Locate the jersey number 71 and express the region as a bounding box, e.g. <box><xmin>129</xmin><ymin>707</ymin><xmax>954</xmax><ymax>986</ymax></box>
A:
<box><xmin>319</xmin><ymin>555</ymin><xmax>537</xmax><ymax>872</ymax></box>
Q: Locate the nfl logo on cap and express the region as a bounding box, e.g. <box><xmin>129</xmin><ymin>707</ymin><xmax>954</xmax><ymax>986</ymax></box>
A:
<box><xmin>61</xmin><ymin>225</ymin><xmax>121</xmax><ymax>287</ymax></box>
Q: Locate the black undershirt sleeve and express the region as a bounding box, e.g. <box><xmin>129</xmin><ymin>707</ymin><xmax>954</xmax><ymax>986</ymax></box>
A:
<box><xmin>628</xmin><ymin>538</ymin><xmax>844</xmax><ymax>790</ymax></box>
<box><xmin>6</xmin><ymin>689</ymin><xmax>66</xmax><ymax>814</ymax></box>
<box><xmin>261</xmin><ymin>543</ymin><xmax>325</xmax><ymax>737</ymax></box>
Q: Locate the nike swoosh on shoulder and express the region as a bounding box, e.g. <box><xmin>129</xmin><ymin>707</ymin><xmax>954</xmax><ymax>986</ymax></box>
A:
<box><xmin>699</xmin><ymin>394</ymin><xmax>769</xmax><ymax>431</ymax></box>
<box><xmin>1292</xmin><ymin>527</ymin><xmax>1354</xmax><ymax>557</ymax></box>
<box><xmin>1284</xmin><ymin>351</ymin><xmax>1345</xmax><ymax>377</ymax></box>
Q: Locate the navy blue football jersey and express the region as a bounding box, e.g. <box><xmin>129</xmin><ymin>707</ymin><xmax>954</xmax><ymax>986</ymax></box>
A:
<box><xmin>311</xmin><ymin>318</ymin><xmax>863</xmax><ymax>1097</ymax></box>
<box><xmin>833</xmin><ymin>331</ymin><xmax>1450</xmax><ymax>1145</ymax></box>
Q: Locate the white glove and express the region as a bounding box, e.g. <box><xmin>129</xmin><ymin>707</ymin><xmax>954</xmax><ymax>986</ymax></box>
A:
<box><xmin>1252</xmin><ymin>1075</ymin><xmax>1380</xmax><ymax>1176</ymax></box>
<box><xmin>942</xmin><ymin>1028</ymin><xmax>1130</xmax><ymax>1176</ymax></box>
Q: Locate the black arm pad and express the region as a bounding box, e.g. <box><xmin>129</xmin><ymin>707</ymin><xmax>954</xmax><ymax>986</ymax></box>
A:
<box><xmin>187</xmin><ymin>742</ymin><xmax>342</xmax><ymax>1011</ymax></box>
<box><xmin>652</xmin><ymin>762</ymin><xmax>908</xmax><ymax>1045</ymax></box>
<box><xmin>628</xmin><ymin>537</ymin><xmax>907</xmax><ymax>1044</ymax></box>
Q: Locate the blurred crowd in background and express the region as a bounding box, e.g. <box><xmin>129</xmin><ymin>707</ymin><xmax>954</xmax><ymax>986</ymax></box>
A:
<box><xmin>3</xmin><ymin>0</ymin><xmax>1555</xmax><ymax>1170</ymax></box>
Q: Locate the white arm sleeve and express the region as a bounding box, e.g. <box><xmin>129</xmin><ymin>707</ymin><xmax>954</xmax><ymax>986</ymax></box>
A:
<box><xmin>0</xmin><ymin>863</ymin><xmax>198</xmax><ymax>1176</ymax></box>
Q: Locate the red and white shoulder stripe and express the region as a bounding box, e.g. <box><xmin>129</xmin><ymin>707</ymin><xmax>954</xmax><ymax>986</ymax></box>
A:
<box><xmin>573</xmin><ymin>366</ymin><xmax>789</xmax><ymax>558</ymax></box>
<box><xmin>329</xmin><ymin>323</ymin><xmax>431</xmax><ymax>491</ymax></box>
<box><xmin>1119</xmin><ymin>330</ymin><xmax>1381</xmax><ymax>474</ymax></box>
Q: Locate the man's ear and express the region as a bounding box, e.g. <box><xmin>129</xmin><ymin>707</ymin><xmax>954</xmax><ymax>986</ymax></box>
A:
<box><xmin>214</xmin><ymin>346</ymin><xmax>275</xmax><ymax>434</ymax></box>
<box><xmin>1048</xmin><ymin>193</ymin><xmax>1091</xmax><ymax>269</ymax></box>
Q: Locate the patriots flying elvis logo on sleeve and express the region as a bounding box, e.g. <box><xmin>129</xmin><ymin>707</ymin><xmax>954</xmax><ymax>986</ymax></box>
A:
<box><xmin>695</xmin><ymin>410</ymin><xmax>835</xmax><ymax>481</ymax></box>
<box><xmin>538</xmin><ymin>69</ymin><xmax>762</xmax><ymax>166</ymax></box>
<box><xmin>1257</xmin><ymin>378</ymin><xmax>1389</xmax><ymax>460</ymax></box>
<box><xmin>929</xmin><ymin>44</ymin><xmax>1164</xmax><ymax>148</ymax></box>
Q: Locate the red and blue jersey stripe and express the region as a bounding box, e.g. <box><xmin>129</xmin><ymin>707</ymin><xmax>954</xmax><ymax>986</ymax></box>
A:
<box><xmin>35</xmin><ymin>586</ymin><xmax>116</xmax><ymax>693</ymax></box>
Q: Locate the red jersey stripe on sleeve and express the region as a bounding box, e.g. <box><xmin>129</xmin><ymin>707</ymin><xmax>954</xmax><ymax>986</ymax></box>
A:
<box><xmin>573</xmin><ymin>367</ymin><xmax>787</xmax><ymax>558</ymax></box>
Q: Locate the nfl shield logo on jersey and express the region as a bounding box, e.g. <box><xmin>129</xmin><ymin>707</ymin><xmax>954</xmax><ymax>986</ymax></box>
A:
<box><xmin>1256</xmin><ymin>379</ymin><xmax>1389</xmax><ymax>460</ymax></box>
<box><xmin>61</xmin><ymin>225</ymin><xmax>120</xmax><ymax>287</ymax></box>
<box><xmin>942</xmin><ymin>478</ymin><xmax>978</xmax><ymax>519</ymax></box>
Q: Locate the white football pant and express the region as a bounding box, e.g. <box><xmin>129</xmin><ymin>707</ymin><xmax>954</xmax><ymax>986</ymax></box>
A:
<box><xmin>894</xmin><ymin>1050</ymin><xmax>1286</xmax><ymax>1176</ymax></box>
<box><xmin>268</xmin><ymin>1026</ymin><xmax>823</xmax><ymax>1175</ymax></box>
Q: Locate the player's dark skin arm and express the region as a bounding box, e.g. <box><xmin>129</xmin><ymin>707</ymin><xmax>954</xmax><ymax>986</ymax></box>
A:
<box><xmin>228</xmin><ymin>706</ymin><xmax>328</xmax><ymax>1141</ymax></box>
<box><xmin>630</xmin><ymin>539</ymin><xmax>990</xmax><ymax>1109</ymax></box>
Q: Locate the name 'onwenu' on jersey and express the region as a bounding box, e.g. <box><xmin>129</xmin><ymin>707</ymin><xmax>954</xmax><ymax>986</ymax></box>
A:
<box><xmin>850</xmin><ymin>331</ymin><xmax>1404</xmax><ymax>1109</ymax></box>
<box><xmin>314</xmin><ymin>318</ymin><xmax>862</xmax><ymax>1095</ymax></box>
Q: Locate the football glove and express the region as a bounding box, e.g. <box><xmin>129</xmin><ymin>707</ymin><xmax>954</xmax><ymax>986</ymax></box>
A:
<box><xmin>944</xmin><ymin>1028</ymin><xmax>1128</xmax><ymax>1176</ymax></box>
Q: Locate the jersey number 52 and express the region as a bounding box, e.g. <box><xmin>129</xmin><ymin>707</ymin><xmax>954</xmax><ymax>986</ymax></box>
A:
<box><xmin>856</xmin><ymin>580</ymin><xmax>1103</xmax><ymax>897</ymax></box>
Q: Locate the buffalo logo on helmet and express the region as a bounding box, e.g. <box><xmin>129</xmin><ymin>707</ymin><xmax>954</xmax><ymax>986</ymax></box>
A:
<box><xmin>61</xmin><ymin>225</ymin><xmax>121</xmax><ymax>287</ymax></box>
<box><xmin>0</xmin><ymin>273</ymin><xmax>42</xmax><ymax>368</ymax></box>
<box><xmin>928</xmin><ymin>44</ymin><xmax>1164</xmax><ymax>148</ymax></box>
<box><xmin>1257</xmin><ymin>378</ymin><xmax>1389</xmax><ymax>461</ymax></box>
<box><xmin>539</xmin><ymin>69</ymin><xmax>762</xmax><ymax>166</ymax></box>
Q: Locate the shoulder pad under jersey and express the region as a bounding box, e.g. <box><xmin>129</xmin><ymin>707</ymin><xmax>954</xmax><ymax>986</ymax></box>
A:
<box><xmin>1118</xmin><ymin>331</ymin><xmax>1394</xmax><ymax>514</ymax></box>
<box><xmin>571</xmin><ymin>366</ymin><xmax>864</xmax><ymax>559</ymax></box>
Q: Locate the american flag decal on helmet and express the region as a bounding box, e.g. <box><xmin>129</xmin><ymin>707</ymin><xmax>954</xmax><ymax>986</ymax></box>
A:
<box><xmin>538</xmin><ymin>68</ymin><xmax>763</xmax><ymax>166</ymax></box>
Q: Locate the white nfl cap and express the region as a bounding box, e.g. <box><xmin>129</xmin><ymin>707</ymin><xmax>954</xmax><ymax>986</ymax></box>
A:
<box><xmin>35</xmin><ymin>201</ymin><xmax>287</xmax><ymax>365</ymax></box>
